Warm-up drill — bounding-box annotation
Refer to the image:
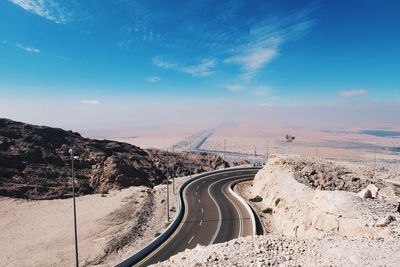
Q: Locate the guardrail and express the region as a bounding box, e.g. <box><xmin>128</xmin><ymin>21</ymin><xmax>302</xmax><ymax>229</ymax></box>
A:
<box><xmin>115</xmin><ymin>166</ymin><xmax>261</xmax><ymax>267</ymax></box>
<box><xmin>228</xmin><ymin>181</ymin><xmax>257</xmax><ymax>236</ymax></box>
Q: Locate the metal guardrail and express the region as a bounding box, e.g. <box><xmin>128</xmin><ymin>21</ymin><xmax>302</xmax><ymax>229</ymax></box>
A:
<box><xmin>114</xmin><ymin>166</ymin><xmax>261</xmax><ymax>267</ymax></box>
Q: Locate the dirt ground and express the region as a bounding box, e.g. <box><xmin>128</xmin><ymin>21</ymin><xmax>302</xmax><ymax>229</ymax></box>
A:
<box><xmin>0</xmin><ymin>175</ymin><xmax>188</xmax><ymax>267</ymax></box>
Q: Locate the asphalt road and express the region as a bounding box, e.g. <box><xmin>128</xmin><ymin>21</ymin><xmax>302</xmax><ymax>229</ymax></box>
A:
<box><xmin>138</xmin><ymin>168</ymin><xmax>259</xmax><ymax>266</ymax></box>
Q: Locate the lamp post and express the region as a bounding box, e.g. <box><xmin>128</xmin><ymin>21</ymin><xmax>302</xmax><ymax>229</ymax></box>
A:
<box><xmin>166</xmin><ymin>177</ymin><xmax>170</xmax><ymax>223</ymax></box>
<box><xmin>68</xmin><ymin>146</ymin><xmax>79</xmax><ymax>267</ymax></box>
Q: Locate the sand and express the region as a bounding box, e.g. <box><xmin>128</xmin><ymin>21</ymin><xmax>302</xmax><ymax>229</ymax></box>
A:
<box><xmin>0</xmin><ymin>175</ymin><xmax>189</xmax><ymax>267</ymax></box>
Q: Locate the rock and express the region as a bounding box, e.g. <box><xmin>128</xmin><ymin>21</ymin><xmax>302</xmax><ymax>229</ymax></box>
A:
<box><xmin>375</xmin><ymin>215</ymin><xmax>396</xmax><ymax>227</ymax></box>
<box><xmin>0</xmin><ymin>118</ymin><xmax>228</xmax><ymax>200</ymax></box>
<box><xmin>378</xmin><ymin>186</ymin><xmax>397</xmax><ymax>200</ymax></box>
<box><xmin>358</xmin><ymin>189</ymin><xmax>373</xmax><ymax>199</ymax></box>
<box><xmin>366</xmin><ymin>184</ymin><xmax>379</xmax><ymax>198</ymax></box>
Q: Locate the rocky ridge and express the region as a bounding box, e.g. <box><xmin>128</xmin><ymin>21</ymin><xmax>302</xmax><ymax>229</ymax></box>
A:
<box><xmin>0</xmin><ymin>118</ymin><xmax>226</xmax><ymax>200</ymax></box>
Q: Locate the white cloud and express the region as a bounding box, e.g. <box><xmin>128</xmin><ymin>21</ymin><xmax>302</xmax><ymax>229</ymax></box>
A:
<box><xmin>339</xmin><ymin>90</ymin><xmax>368</xmax><ymax>97</ymax></box>
<box><xmin>152</xmin><ymin>56</ymin><xmax>177</xmax><ymax>69</ymax></box>
<box><xmin>80</xmin><ymin>100</ymin><xmax>101</xmax><ymax>105</ymax></box>
<box><xmin>9</xmin><ymin>0</ymin><xmax>72</xmax><ymax>24</ymax></box>
<box><xmin>146</xmin><ymin>76</ymin><xmax>161</xmax><ymax>83</ymax></box>
<box><xmin>224</xmin><ymin>8</ymin><xmax>314</xmax><ymax>79</ymax></box>
<box><xmin>181</xmin><ymin>59</ymin><xmax>216</xmax><ymax>77</ymax></box>
<box><xmin>16</xmin><ymin>43</ymin><xmax>40</xmax><ymax>53</ymax></box>
<box><xmin>153</xmin><ymin>56</ymin><xmax>216</xmax><ymax>77</ymax></box>
<box><xmin>224</xmin><ymin>44</ymin><xmax>279</xmax><ymax>80</ymax></box>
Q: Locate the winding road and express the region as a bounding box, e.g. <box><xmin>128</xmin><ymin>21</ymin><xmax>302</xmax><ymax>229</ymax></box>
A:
<box><xmin>136</xmin><ymin>168</ymin><xmax>259</xmax><ymax>266</ymax></box>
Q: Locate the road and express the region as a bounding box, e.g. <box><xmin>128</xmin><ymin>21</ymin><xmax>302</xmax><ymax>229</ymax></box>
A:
<box><xmin>137</xmin><ymin>168</ymin><xmax>259</xmax><ymax>266</ymax></box>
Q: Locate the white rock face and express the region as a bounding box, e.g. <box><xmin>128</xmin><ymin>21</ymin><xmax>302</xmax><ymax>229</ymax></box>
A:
<box><xmin>251</xmin><ymin>156</ymin><xmax>381</xmax><ymax>238</ymax></box>
<box><xmin>366</xmin><ymin>184</ymin><xmax>379</xmax><ymax>198</ymax></box>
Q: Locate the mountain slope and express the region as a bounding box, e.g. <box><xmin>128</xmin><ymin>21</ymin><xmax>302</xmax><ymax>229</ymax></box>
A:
<box><xmin>0</xmin><ymin>118</ymin><xmax>226</xmax><ymax>199</ymax></box>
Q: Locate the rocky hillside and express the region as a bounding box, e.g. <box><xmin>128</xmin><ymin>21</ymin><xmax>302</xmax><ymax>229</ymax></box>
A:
<box><xmin>0</xmin><ymin>118</ymin><xmax>227</xmax><ymax>200</ymax></box>
<box><xmin>245</xmin><ymin>154</ymin><xmax>400</xmax><ymax>239</ymax></box>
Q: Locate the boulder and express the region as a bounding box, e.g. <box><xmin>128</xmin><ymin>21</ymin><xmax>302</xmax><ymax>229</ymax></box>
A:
<box><xmin>358</xmin><ymin>189</ymin><xmax>372</xmax><ymax>199</ymax></box>
<box><xmin>378</xmin><ymin>186</ymin><xmax>397</xmax><ymax>200</ymax></box>
<box><xmin>375</xmin><ymin>215</ymin><xmax>396</xmax><ymax>227</ymax></box>
<box><xmin>366</xmin><ymin>184</ymin><xmax>379</xmax><ymax>198</ymax></box>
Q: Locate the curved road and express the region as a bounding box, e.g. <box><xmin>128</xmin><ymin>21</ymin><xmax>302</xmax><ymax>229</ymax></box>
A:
<box><xmin>137</xmin><ymin>168</ymin><xmax>259</xmax><ymax>266</ymax></box>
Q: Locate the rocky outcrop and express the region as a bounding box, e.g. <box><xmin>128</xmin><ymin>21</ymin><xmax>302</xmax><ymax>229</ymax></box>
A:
<box><xmin>0</xmin><ymin>118</ymin><xmax>227</xmax><ymax>200</ymax></box>
<box><xmin>287</xmin><ymin>156</ymin><xmax>387</xmax><ymax>193</ymax></box>
<box><xmin>250</xmin><ymin>155</ymin><xmax>400</xmax><ymax>239</ymax></box>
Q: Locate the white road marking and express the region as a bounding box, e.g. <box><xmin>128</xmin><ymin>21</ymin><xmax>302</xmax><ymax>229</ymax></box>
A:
<box><xmin>198</xmin><ymin>199</ymin><xmax>201</xmax><ymax>204</ymax></box>
<box><xmin>208</xmin><ymin>175</ymin><xmax>255</xmax><ymax>245</ymax></box>
<box><xmin>201</xmin><ymin>208</ymin><xmax>204</xmax><ymax>213</ymax></box>
<box><xmin>134</xmin><ymin>169</ymin><xmax>257</xmax><ymax>266</ymax></box>
<box><xmin>196</xmin><ymin>185</ymin><xmax>200</xmax><ymax>190</ymax></box>
<box><xmin>188</xmin><ymin>235</ymin><xmax>195</xmax><ymax>244</ymax></box>
<box><xmin>208</xmin><ymin>179</ymin><xmax>223</xmax><ymax>245</ymax></box>
<box><xmin>195</xmin><ymin>191</ymin><xmax>198</xmax><ymax>195</ymax></box>
<box><xmin>199</xmin><ymin>219</ymin><xmax>203</xmax><ymax>226</ymax></box>
<box><xmin>224</xmin><ymin>181</ymin><xmax>243</xmax><ymax>237</ymax></box>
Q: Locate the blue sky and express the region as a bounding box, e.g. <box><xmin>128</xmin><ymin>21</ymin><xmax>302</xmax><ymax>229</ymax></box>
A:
<box><xmin>1</xmin><ymin>0</ymin><xmax>399</xmax><ymax>129</ymax></box>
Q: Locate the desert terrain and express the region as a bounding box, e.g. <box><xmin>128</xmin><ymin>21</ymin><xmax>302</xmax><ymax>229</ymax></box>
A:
<box><xmin>0</xmin><ymin>176</ymin><xmax>193</xmax><ymax>267</ymax></box>
<box><xmin>2</xmin><ymin>119</ymin><xmax>400</xmax><ymax>266</ymax></box>
<box><xmin>106</xmin><ymin>122</ymin><xmax>400</xmax><ymax>174</ymax></box>
<box><xmin>155</xmin><ymin>154</ymin><xmax>400</xmax><ymax>266</ymax></box>
<box><xmin>0</xmin><ymin>119</ymin><xmax>225</xmax><ymax>266</ymax></box>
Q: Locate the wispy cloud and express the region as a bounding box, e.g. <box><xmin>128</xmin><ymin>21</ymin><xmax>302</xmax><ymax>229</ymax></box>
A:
<box><xmin>224</xmin><ymin>8</ymin><xmax>315</xmax><ymax>79</ymax></box>
<box><xmin>9</xmin><ymin>0</ymin><xmax>73</xmax><ymax>24</ymax></box>
<box><xmin>146</xmin><ymin>76</ymin><xmax>161</xmax><ymax>83</ymax></box>
<box><xmin>1</xmin><ymin>40</ymin><xmax>41</xmax><ymax>54</ymax></box>
<box><xmin>339</xmin><ymin>89</ymin><xmax>368</xmax><ymax>97</ymax></box>
<box><xmin>16</xmin><ymin>43</ymin><xmax>40</xmax><ymax>53</ymax></box>
<box><xmin>153</xmin><ymin>56</ymin><xmax>217</xmax><ymax>77</ymax></box>
<box><xmin>224</xmin><ymin>84</ymin><xmax>244</xmax><ymax>92</ymax></box>
<box><xmin>80</xmin><ymin>100</ymin><xmax>101</xmax><ymax>105</ymax></box>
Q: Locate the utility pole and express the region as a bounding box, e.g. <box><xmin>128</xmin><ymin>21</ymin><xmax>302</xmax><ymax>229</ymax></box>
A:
<box><xmin>68</xmin><ymin>147</ymin><xmax>79</xmax><ymax>267</ymax></box>
<box><xmin>223</xmin><ymin>139</ymin><xmax>226</xmax><ymax>168</ymax></box>
<box><xmin>189</xmin><ymin>140</ymin><xmax>192</xmax><ymax>177</ymax></box>
<box><xmin>166</xmin><ymin>176</ymin><xmax>170</xmax><ymax>222</ymax></box>
<box><xmin>374</xmin><ymin>144</ymin><xmax>377</xmax><ymax>179</ymax></box>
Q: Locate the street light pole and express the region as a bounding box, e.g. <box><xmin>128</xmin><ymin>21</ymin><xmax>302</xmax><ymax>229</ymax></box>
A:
<box><xmin>166</xmin><ymin>176</ymin><xmax>170</xmax><ymax>222</ymax></box>
<box><xmin>223</xmin><ymin>139</ymin><xmax>226</xmax><ymax>169</ymax></box>
<box><xmin>69</xmin><ymin>147</ymin><xmax>79</xmax><ymax>267</ymax></box>
<box><xmin>374</xmin><ymin>144</ymin><xmax>377</xmax><ymax>179</ymax></box>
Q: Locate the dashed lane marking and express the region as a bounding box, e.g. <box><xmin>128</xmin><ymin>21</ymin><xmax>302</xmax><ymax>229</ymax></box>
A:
<box><xmin>188</xmin><ymin>235</ymin><xmax>195</xmax><ymax>244</ymax></box>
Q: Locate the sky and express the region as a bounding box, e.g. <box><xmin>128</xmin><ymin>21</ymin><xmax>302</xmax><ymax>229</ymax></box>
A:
<box><xmin>0</xmin><ymin>0</ymin><xmax>399</xmax><ymax>131</ymax></box>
